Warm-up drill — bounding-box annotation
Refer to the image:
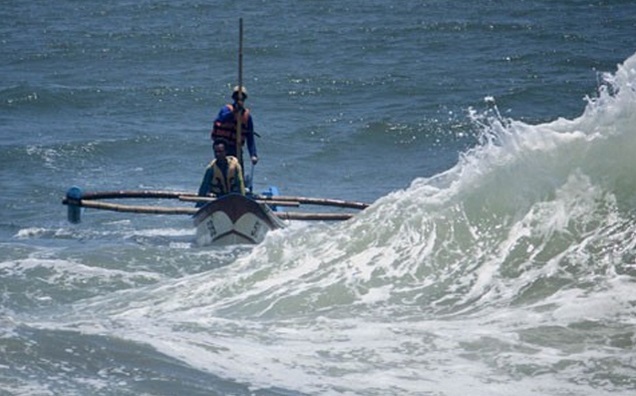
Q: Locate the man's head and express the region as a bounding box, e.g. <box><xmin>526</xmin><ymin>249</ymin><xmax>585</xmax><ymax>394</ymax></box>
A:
<box><xmin>213</xmin><ymin>140</ymin><xmax>227</xmax><ymax>161</ymax></box>
<box><xmin>232</xmin><ymin>85</ymin><xmax>248</xmax><ymax>102</ymax></box>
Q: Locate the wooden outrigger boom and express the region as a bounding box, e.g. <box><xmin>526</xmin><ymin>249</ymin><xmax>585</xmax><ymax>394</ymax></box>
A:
<box><xmin>62</xmin><ymin>188</ymin><xmax>367</xmax><ymax>225</ymax></box>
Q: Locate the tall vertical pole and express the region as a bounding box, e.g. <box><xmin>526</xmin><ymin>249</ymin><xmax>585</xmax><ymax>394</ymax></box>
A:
<box><xmin>236</xmin><ymin>18</ymin><xmax>244</xmax><ymax>165</ymax></box>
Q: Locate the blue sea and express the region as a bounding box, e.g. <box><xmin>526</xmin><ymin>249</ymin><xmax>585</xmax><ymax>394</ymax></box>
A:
<box><xmin>2</xmin><ymin>1</ymin><xmax>636</xmax><ymax>395</ymax></box>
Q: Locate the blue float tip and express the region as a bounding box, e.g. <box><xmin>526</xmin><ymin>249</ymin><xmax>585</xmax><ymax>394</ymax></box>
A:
<box><xmin>66</xmin><ymin>186</ymin><xmax>83</xmax><ymax>223</ymax></box>
<box><xmin>66</xmin><ymin>186</ymin><xmax>83</xmax><ymax>200</ymax></box>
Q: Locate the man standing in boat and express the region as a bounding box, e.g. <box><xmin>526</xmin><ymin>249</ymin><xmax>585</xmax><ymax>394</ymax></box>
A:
<box><xmin>197</xmin><ymin>141</ymin><xmax>245</xmax><ymax>206</ymax></box>
<box><xmin>211</xmin><ymin>86</ymin><xmax>259</xmax><ymax>170</ymax></box>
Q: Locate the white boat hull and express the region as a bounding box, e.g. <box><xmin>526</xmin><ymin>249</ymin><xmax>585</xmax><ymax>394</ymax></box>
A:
<box><xmin>193</xmin><ymin>194</ymin><xmax>285</xmax><ymax>246</ymax></box>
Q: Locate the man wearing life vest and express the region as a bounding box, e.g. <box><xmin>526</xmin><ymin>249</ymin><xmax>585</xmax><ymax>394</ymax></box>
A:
<box><xmin>211</xmin><ymin>86</ymin><xmax>258</xmax><ymax>168</ymax></box>
<box><xmin>197</xmin><ymin>141</ymin><xmax>245</xmax><ymax>205</ymax></box>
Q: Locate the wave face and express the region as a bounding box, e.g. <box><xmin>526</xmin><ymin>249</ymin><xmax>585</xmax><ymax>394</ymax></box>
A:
<box><xmin>12</xmin><ymin>53</ymin><xmax>632</xmax><ymax>396</ymax></box>
<box><xmin>2</xmin><ymin>0</ymin><xmax>636</xmax><ymax>394</ymax></box>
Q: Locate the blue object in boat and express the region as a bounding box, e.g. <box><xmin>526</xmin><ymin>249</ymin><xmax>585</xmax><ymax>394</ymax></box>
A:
<box><xmin>262</xmin><ymin>186</ymin><xmax>280</xmax><ymax>211</ymax></box>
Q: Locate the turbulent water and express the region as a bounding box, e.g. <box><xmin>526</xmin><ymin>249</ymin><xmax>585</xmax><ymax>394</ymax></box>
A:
<box><xmin>2</xmin><ymin>1</ymin><xmax>636</xmax><ymax>395</ymax></box>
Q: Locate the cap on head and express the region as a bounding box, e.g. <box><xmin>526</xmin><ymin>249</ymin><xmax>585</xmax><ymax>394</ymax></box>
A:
<box><xmin>232</xmin><ymin>85</ymin><xmax>248</xmax><ymax>100</ymax></box>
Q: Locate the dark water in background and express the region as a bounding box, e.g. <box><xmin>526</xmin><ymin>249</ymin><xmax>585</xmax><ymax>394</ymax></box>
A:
<box><xmin>2</xmin><ymin>1</ymin><xmax>636</xmax><ymax>395</ymax></box>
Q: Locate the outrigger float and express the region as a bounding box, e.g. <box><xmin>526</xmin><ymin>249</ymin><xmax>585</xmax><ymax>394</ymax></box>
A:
<box><xmin>62</xmin><ymin>187</ymin><xmax>369</xmax><ymax>246</ymax></box>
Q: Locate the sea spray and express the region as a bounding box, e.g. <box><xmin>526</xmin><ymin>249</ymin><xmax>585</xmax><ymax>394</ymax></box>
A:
<box><xmin>34</xmin><ymin>55</ymin><xmax>636</xmax><ymax>395</ymax></box>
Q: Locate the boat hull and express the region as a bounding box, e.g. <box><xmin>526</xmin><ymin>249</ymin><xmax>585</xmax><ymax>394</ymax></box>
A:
<box><xmin>193</xmin><ymin>194</ymin><xmax>285</xmax><ymax>246</ymax></box>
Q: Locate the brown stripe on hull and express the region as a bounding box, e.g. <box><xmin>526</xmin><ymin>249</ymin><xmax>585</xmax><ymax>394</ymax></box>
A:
<box><xmin>210</xmin><ymin>229</ymin><xmax>260</xmax><ymax>245</ymax></box>
<box><xmin>193</xmin><ymin>194</ymin><xmax>283</xmax><ymax>229</ymax></box>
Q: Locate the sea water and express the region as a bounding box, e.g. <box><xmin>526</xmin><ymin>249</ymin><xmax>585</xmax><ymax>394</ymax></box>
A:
<box><xmin>1</xmin><ymin>1</ymin><xmax>636</xmax><ymax>395</ymax></box>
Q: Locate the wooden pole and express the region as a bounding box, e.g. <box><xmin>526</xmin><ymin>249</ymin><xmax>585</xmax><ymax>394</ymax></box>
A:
<box><xmin>179</xmin><ymin>195</ymin><xmax>301</xmax><ymax>207</ymax></box>
<box><xmin>236</xmin><ymin>18</ymin><xmax>243</xmax><ymax>165</ymax></box>
<box><xmin>78</xmin><ymin>190</ymin><xmax>193</xmax><ymax>200</ymax></box>
<box><xmin>62</xmin><ymin>199</ymin><xmax>356</xmax><ymax>221</ymax></box>
<box><xmin>71</xmin><ymin>190</ymin><xmax>370</xmax><ymax>210</ymax></box>
<box><xmin>275</xmin><ymin>212</ymin><xmax>355</xmax><ymax>221</ymax></box>
<box><xmin>256</xmin><ymin>195</ymin><xmax>369</xmax><ymax>210</ymax></box>
<box><xmin>64</xmin><ymin>199</ymin><xmax>197</xmax><ymax>215</ymax></box>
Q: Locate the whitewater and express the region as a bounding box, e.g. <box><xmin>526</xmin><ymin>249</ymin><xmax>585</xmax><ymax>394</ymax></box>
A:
<box><xmin>4</xmin><ymin>53</ymin><xmax>632</xmax><ymax>396</ymax></box>
<box><xmin>2</xmin><ymin>1</ymin><xmax>636</xmax><ymax>394</ymax></box>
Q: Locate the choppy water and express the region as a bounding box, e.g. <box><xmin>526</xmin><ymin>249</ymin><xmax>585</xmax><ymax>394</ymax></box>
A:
<box><xmin>2</xmin><ymin>1</ymin><xmax>636</xmax><ymax>395</ymax></box>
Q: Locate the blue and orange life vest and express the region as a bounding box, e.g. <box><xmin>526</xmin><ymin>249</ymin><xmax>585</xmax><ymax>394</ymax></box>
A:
<box><xmin>211</xmin><ymin>104</ymin><xmax>250</xmax><ymax>147</ymax></box>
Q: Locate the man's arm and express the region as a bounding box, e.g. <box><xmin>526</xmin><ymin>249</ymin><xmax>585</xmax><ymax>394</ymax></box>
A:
<box><xmin>196</xmin><ymin>166</ymin><xmax>214</xmax><ymax>207</ymax></box>
<box><xmin>246</xmin><ymin>115</ymin><xmax>258</xmax><ymax>162</ymax></box>
<box><xmin>234</xmin><ymin>164</ymin><xmax>246</xmax><ymax>195</ymax></box>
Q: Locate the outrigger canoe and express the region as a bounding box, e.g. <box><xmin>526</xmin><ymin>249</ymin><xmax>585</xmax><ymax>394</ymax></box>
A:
<box><xmin>61</xmin><ymin>21</ymin><xmax>371</xmax><ymax>246</ymax></box>
<box><xmin>62</xmin><ymin>187</ymin><xmax>368</xmax><ymax>246</ymax></box>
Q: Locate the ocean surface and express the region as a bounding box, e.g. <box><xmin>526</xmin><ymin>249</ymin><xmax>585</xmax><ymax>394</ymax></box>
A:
<box><xmin>2</xmin><ymin>1</ymin><xmax>636</xmax><ymax>395</ymax></box>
